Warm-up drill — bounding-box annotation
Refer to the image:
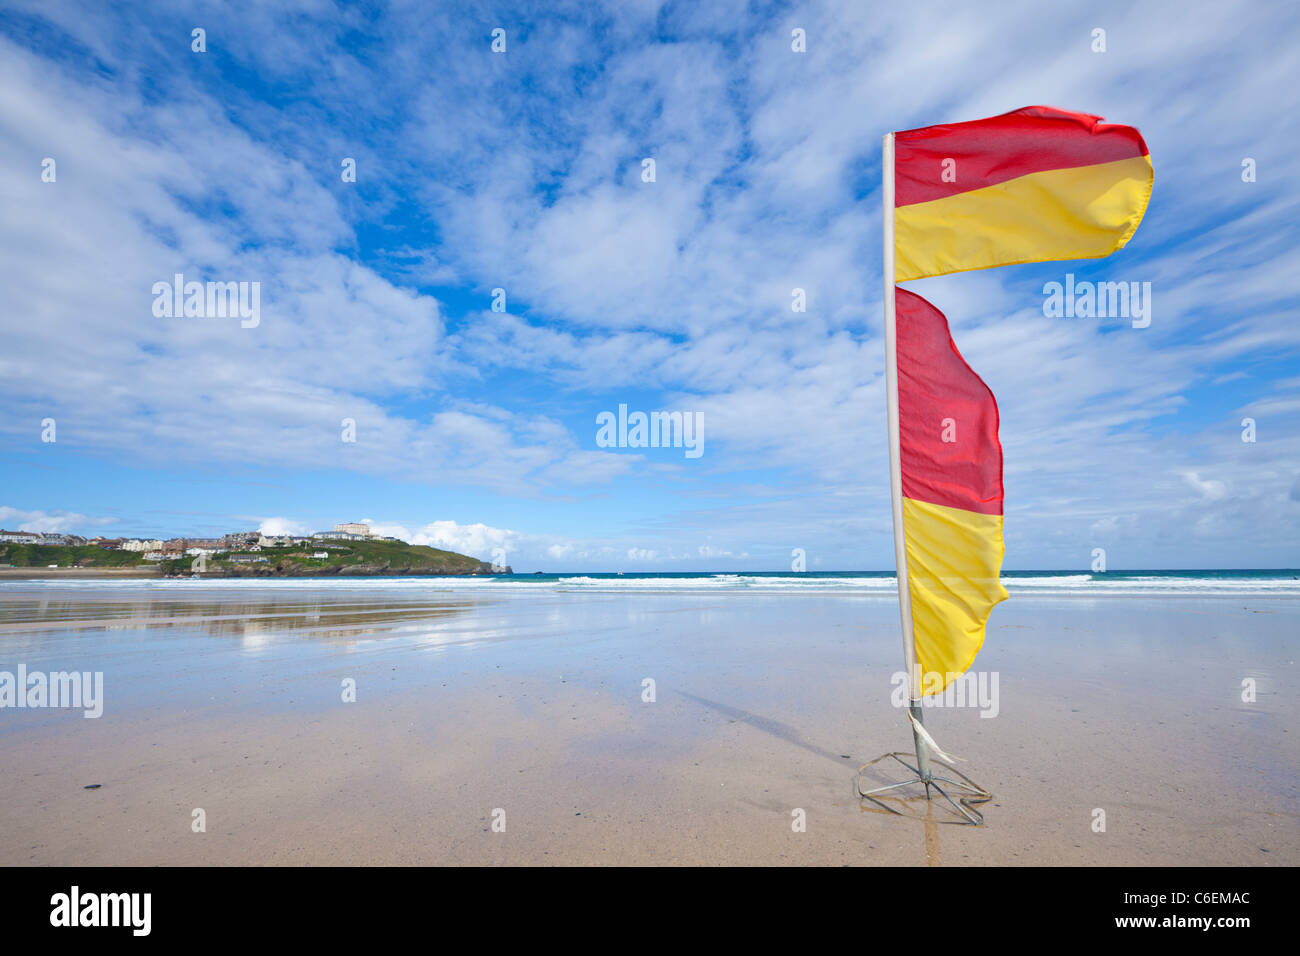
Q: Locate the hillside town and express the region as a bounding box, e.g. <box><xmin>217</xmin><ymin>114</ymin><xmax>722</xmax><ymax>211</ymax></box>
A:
<box><xmin>0</xmin><ymin>522</ymin><xmax>402</xmax><ymax>562</ymax></box>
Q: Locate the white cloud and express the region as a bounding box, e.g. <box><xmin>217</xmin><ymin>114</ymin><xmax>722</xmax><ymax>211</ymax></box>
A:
<box><xmin>255</xmin><ymin>517</ymin><xmax>313</xmax><ymax>537</ymax></box>
<box><xmin>405</xmin><ymin>521</ymin><xmax>519</xmax><ymax>560</ymax></box>
<box><xmin>0</xmin><ymin>506</ymin><xmax>115</xmax><ymax>534</ymax></box>
<box><xmin>1181</xmin><ymin>471</ymin><xmax>1228</xmax><ymax>501</ymax></box>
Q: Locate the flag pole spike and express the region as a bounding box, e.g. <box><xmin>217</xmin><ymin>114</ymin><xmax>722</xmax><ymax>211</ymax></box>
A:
<box><xmin>858</xmin><ymin>131</ymin><xmax>990</xmax><ymax>825</ymax></box>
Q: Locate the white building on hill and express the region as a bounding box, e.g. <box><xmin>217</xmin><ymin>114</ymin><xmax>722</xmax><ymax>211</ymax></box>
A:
<box><xmin>0</xmin><ymin>529</ymin><xmax>42</xmax><ymax>544</ymax></box>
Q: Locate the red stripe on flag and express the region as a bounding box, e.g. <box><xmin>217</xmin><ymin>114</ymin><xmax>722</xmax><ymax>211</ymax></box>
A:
<box><xmin>894</xmin><ymin>105</ymin><xmax>1150</xmax><ymax>207</ymax></box>
<box><xmin>896</xmin><ymin>288</ymin><xmax>1003</xmax><ymax>516</ymax></box>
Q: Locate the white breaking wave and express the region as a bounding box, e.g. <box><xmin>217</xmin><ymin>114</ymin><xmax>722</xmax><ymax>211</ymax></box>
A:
<box><xmin>554</xmin><ymin>574</ymin><xmax>882</xmax><ymax>590</ymax></box>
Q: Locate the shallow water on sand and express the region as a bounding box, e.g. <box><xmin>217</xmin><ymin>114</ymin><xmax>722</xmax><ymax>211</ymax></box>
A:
<box><xmin>0</xmin><ymin>583</ymin><xmax>1296</xmax><ymax>865</ymax></box>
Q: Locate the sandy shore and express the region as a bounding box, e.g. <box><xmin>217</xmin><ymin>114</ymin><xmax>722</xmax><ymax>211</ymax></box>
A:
<box><xmin>0</xmin><ymin>584</ymin><xmax>1295</xmax><ymax>865</ymax></box>
<box><xmin>0</xmin><ymin>567</ymin><xmax>162</xmax><ymax>579</ymax></box>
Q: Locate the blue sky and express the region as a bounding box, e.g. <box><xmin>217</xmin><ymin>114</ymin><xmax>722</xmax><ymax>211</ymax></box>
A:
<box><xmin>1</xmin><ymin>0</ymin><xmax>1298</xmax><ymax>571</ymax></box>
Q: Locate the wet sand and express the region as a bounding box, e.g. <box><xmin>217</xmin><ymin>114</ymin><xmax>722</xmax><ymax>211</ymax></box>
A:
<box><xmin>0</xmin><ymin>584</ymin><xmax>1295</xmax><ymax>865</ymax></box>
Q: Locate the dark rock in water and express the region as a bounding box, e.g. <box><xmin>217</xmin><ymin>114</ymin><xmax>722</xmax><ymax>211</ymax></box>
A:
<box><xmin>83</xmin><ymin>784</ymin><xmax>101</xmax><ymax>789</ymax></box>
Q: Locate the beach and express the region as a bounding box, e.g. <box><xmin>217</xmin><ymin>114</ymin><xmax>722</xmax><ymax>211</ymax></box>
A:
<box><xmin>0</xmin><ymin>567</ymin><xmax>163</xmax><ymax>579</ymax></box>
<box><xmin>0</xmin><ymin>576</ymin><xmax>1296</xmax><ymax>866</ymax></box>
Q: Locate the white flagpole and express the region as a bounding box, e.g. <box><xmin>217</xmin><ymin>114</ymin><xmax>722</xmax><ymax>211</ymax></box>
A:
<box><xmin>881</xmin><ymin>131</ymin><xmax>932</xmax><ymax>783</ymax></box>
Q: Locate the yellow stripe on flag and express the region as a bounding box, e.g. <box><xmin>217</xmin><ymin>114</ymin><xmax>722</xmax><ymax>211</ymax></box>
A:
<box><xmin>902</xmin><ymin>496</ymin><xmax>1009</xmax><ymax>694</ymax></box>
<box><xmin>895</xmin><ymin>155</ymin><xmax>1153</xmax><ymax>282</ymax></box>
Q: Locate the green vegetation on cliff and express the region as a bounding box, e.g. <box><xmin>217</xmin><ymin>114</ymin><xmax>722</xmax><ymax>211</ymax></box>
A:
<box><xmin>165</xmin><ymin>538</ymin><xmax>505</xmax><ymax>577</ymax></box>
<box><xmin>1</xmin><ymin>538</ymin><xmax>506</xmax><ymax>577</ymax></box>
<box><xmin>0</xmin><ymin>543</ymin><xmax>147</xmax><ymax>568</ymax></box>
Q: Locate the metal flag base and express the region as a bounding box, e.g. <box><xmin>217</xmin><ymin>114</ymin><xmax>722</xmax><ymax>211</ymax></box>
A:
<box><xmin>855</xmin><ymin>705</ymin><xmax>992</xmax><ymax>826</ymax></box>
<box><xmin>856</xmin><ymin>751</ymin><xmax>992</xmax><ymax>825</ymax></box>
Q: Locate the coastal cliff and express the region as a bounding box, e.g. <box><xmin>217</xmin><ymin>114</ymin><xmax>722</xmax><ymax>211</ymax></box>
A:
<box><xmin>0</xmin><ymin>539</ymin><xmax>510</xmax><ymax>578</ymax></box>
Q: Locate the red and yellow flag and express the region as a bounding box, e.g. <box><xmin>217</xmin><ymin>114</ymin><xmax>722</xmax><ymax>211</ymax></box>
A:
<box><xmin>887</xmin><ymin>106</ymin><xmax>1151</xmax><ymax>694</ymax></box>
<box><xmin>894</xmin><ymin>106</ymin><xmax>1153</xmax><ymax>282</ymax></box>
<box><xmin>895</xmin><ymin>288</ymin><xmax>1007</xmax><ymax>689</ymax></box>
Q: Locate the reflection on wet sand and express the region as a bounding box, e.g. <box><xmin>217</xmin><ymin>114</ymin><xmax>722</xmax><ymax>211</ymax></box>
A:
<box><xmin>857</xmin><ymin>779</ymin><xmax>972</xmax><ymax>866</ymax></box>
<box><xmin>0</xmin><ymin>591</ymin><xmax>474</xmax><ymax>642</ymax></box>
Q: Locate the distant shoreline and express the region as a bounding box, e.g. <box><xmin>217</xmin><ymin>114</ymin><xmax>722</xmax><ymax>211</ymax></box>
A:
<box><xmin>0</xmin><ymin>567</ymin><xmax>162</xmax><ymax>579</ymax></box>
<box><xmin>0</xmin><ymin>537</ymin><xmax>506</xmax><ymax>578</ymax></box>
<box><xmin>0</xmin><ymin>567</ymin><xmax>506</xmax><ymax>580</ymax></box>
